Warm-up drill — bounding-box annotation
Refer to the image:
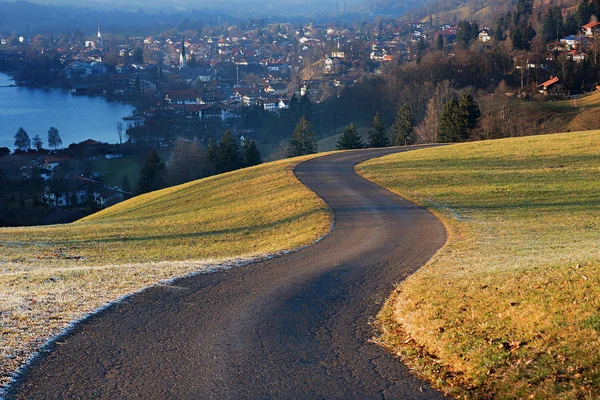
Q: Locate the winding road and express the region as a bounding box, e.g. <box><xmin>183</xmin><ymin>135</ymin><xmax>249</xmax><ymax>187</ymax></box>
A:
<box><xmin>8</xmin><ymin>148</ymin><xmax>447</xmax><ymax>399</ymax></box>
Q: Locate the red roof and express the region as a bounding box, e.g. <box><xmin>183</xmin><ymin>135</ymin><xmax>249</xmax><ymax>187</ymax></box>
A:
<box><xmin>582</xmin><ymin>21</ymin><xmax>600</xmax><ymax>30</ymax></box>
<box><xmin>539</xmin><ymin>76</ymin><xmax>560</xmax><ymax>88</ymax></box>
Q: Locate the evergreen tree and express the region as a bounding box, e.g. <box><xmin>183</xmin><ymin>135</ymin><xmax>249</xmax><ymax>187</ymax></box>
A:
<box><xmin>14</xmin><ymin>127</ymin><xmax>30</xmax><ymax>149</ymax></box>
<box><xmin>391</xmin><ymin>104</ymin><xmax>414</xmax><ymax>146</ymax></box>
<box><xmin>438</xmin><ymin>99</ymin><xmax>464</xmax><ymax>143</ymax></box>
<box><xmin>122</xmin><ymin>174</ymin><xmax>132</xmax><ymax>193</ymax></box>
<box><xmin>459</xmin><ymin>92</ymin><xmax>481</xmax><ymax>132</ymax></box>
<box><xmin>336</xmin><ymin>123</ymin><xmax>364</xmax><ymax>150</ymax></box>
<box><xmin>32</xmin><ymin>134</ymin><xmax>44</xmax><ymax>151</ymax></box>
<box><xmin>215</xmin><ymin>130</ymin><xmax>242</xmax><ymax>173</ymax></box>
<box><xmin>438</xmin><ymin>94</ymin><xmax>479</xmax><ymax>143</ymax></box>
<box><xmin>367</xmin><ymin>112</ymin><xmax>390</xmax><ymax>148</ymax></box>
<box><xmin>243</xmin><ymin>137</ymin><xmax>262</xmax><ymax>167</ymax></box>
<box><xmin>47</xmin><ymin>127</ymin><xmax>62</xmax><ymax>150</ymax></box>
<box><xmin>137</xmin><ymin>150</ymin><xmax>166</xmax><ymax>194</ymax></box>
<box><xmin>436</xmin><ymin>34</ymin><xmax>444</xmax><ymax>50</ymax></box>
<box><xmin>288</xmin><ymin>117</ymin><xmax>317</xmax><ymax>157</ymax></box>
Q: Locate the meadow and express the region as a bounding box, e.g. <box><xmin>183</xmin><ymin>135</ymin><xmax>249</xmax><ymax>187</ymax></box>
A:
<box><xmin>357</xmin><ymin>131</ymin><xmax>600</xmax><ymax>398</ymax></box>
<box><xmin>0</xmin><ymin>154</ymin><xmax>331</xmax><ymax>388</ymax></box>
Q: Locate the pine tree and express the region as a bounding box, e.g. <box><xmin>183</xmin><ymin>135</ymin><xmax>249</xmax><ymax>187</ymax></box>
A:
<box><xmin>436</xmin><ymin>34</ymin><xmax>444</xmax><ymax>50</ymax></box>
<box><xmin>137</xmin><ymin>150</ymin><xmax>166</xmax><ymax>194</ymax></box>
<box><xmin>438</xmin><ymin>95</ymin><xmax>479</xmax><ymax>143</ymax></box>
<box><xmin>336</xmin><ymin>123</ymin><xmax>364</xmax><ymax>150</ymax></box>
<box><xmin>367</xmin><ymin>112</ymin><xmax>390</xmax><ymax>148</ymax></box>
<box><xmin>243</xmin><ymin>138</ymin><xmax>262</xmax><ymax>167</ymax></box>
<box><xmin>14</xmin><ymin>127</ymin><xmax>30</xmax><ymax>149</ymax></box>
<box><xmin>215</xmin><ymin>130</ymin><xmax>242</xmax><ymax>173</ymax></box>
<box><xmin>391</xmin><ymin>104</ymin><xmax>414</xmax><ymax>146</ymax></box>
<box><xmin>438</xmin><ymin>99</ymin><xmax>460</xmax><ymax>143</ymax></box>
<box><xmin>288</xmin><ymin>117</ymin><xmax>317</xmax><ymax>157</ymax></box>
<box><xmin>459</xmin><ymin>92</ymin><xmax>481</xmax><ymax>132</ymax></box>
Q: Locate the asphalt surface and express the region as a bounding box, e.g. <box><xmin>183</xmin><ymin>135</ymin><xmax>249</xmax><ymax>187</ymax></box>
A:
<box><xmin>8</xmin><ymin>148</ymin><xmax>447</xmax><ymax>399</ymax></box>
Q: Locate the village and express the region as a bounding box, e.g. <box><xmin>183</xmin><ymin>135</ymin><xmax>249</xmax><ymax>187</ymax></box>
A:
<box><xmin>2</xmin><ymin>7</ymin><xmax>600</xmax><ymax>225</ymax></box>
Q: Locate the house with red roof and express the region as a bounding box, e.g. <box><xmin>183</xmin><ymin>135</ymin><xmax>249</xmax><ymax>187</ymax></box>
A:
<box><xmin>538</xmin><ymin>77</ymin><xmax>569</xmax><ymax>97</ymax></box>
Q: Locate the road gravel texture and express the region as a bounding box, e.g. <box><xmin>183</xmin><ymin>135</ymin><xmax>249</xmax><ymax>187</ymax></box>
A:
<box><xmin>8</xmin><ymin>148</ymin><xmax>447</xmax><ymax>399</ymax></box>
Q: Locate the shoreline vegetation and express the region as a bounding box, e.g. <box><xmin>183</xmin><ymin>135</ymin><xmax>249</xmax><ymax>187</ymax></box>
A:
<box><xmin>0</xmin><ymin>154</ymin><xmax>332</xmax><ymax>389</ymax></box>
<box><xmin>357</xmin><ymin>131</ymin><xmax>600</xmax><ymax>398</ymax></box>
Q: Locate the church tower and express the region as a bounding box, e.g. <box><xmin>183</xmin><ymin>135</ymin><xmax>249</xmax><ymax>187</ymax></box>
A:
<box><xmin>179</xmin><ymin>35</ymin><xmax>187</xmax><ymax>69</ymax></box>
<box><xmin>97</xmin><ymin>17</ymin><xmax>103</xmax><ymax>49</ymax></box>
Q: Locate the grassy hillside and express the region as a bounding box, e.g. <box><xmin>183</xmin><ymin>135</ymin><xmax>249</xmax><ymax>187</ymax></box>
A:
<box><xmin>357</xmin><ymin>131</ymin><xmax>600</xmax><ymax>398</ymax></box>
<box><xmin>0</xmin><ymin>154</ymin><xmax>331</xmax><ymax>388</ymax></box>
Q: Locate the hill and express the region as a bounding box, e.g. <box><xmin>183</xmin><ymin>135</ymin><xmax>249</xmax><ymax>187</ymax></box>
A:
<box><xmin>357</xmin><ymin>131</ymin><xmax>600</xmax><ymax>398</ymax></box>
<box><xmin>0</xmin><ymin>154</ymin><xmax>331</xmax><ymax>389</ymax></box>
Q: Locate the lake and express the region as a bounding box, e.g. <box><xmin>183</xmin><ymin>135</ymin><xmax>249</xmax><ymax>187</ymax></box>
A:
<box><xmin>0</xmin><ymin>72</ymin><xmax>135</xmax><ymax>150</ymax></box>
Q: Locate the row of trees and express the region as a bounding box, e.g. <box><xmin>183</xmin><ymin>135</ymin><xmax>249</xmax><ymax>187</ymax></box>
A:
<box><xmin>14</xmin><ymin>127</ymin><xmax>62</xmax><ymax>151</ymax></box>
<box><xmin>137</xmin><ymin>132</ymin><xmax>263</xmax><ymax>195</ymax></box>
<box><xmin>335</xmin><ymin>104</ymin><xmax>415</xmax><ymax>151</ymax></box>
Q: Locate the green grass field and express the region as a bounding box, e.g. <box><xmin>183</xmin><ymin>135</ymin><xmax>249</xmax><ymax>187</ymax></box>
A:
<box><xmin>357</xmin><ymin>131</ymin><xmax>600</xmax><ymax>398</ymax></box>
<box><xmin>0</xmin><ymin>154</ymin><xmax>331</xmax><ymax>388</ymax></box>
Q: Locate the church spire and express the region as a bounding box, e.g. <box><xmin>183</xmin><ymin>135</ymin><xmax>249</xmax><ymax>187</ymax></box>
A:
<box><xmin>179</xmin><ymin>35</ymin><xmax>187</xmax><ymax>69</ymax></box>
<box><xmin>97</xmin><ymin>17</ymin><xmax>103</xmax><ymax>48</ymax></box>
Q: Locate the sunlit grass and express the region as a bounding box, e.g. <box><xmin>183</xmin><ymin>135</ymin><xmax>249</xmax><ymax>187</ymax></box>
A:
<box><xmin>357</xmin><ymin>131</ymin><xmax>600</xmax><ymax>398</ymax></box>
<box><xmin>0</xmin><ymin>154</ymin><xmax>331</xmax><ymax>388</ymax></box>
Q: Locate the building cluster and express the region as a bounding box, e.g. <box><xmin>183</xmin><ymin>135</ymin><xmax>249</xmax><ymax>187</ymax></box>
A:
<box><xmin>13</xmin><ymin>139</ymin><xmax>129</xmax><ymax>210</ymax></box>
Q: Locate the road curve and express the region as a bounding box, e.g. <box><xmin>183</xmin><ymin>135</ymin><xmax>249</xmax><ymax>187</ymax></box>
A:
<box><xmin>7</xmin><ymin>148</ymin><xmax>447</xmax><ymax>399</ymax></box>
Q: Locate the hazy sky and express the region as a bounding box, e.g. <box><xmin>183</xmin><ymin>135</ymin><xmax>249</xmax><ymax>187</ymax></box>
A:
<box><xmin>26</xmin><ymin>0</ymin><xmax>358</xmax><ymax>16</ymax></box>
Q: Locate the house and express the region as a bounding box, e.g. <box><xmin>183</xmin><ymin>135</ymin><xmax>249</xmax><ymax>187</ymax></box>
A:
<box><xmin>560</xmin><ymin>35</ymin><xmax>587</xmax><ymax>50</ymax></box>
<box><xmin>568</xmin><ymin>50</ymin><xmax>587</xmax><ymax>63</ymax></box>
<box><xmin>479</xmin><ymin>29</ymin><xmax>492</xmax><ymax>43</ymax></box>
<box><xmin>582</xmin><ymin>21</ymin><xmax>600</xmax><ymax>37</ymax></box>
<box><xmin>43</xmin><ymin>154</ymin><xmax>71</xmax><ymax>171</ymax></box>
<box><xmin>538</xmin><ymin>76</ymin><xmax>570</xmax><ymax>97</ymax></box>
<box><xmin>93</xmin><ymin>186</ymin><xmax>126</xmax><ymax>209</ymax></box>
<box><xmin>165</xmin><ymin>89</ymin><xmax>198</xmax><ymax>105</ymax></box>
<box><xmin>42</xmin><ymin>182</ymin><xmax>89</xmax><ymax>208</ymax></box>
<box><xmin>262</xmin><ymin>97</ymin><xmax>279</xmax><ymax>112</ymax></box>
<box><xmin>278</xmin><ymin>99</ymin><xmax>290</xmax><ymax>109</ymax></box>
<box><xmin>324</xmin><ymin>57</ymin><xmax>341</xmax><ymax>72</ymax></box>
<box><xmin>264</xmin><ymin>82</ymin><xmax>288</xmax><ymax>96</ymax></box>
<box><xmin>0</xmin><ymin>147</ymin><xmax>9</xmax><ymax>157</ymax></box>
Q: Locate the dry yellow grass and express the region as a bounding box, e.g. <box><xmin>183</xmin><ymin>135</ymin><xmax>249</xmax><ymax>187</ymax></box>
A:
<box><xmin>357</xmin><ymin>131</ymin><xmax>600</xmax><ymax>398</ymax></box>
<box><xmin>0</xmin><ymin>155</ymin><xmax>331</xmax><ymax>389</ymax></box>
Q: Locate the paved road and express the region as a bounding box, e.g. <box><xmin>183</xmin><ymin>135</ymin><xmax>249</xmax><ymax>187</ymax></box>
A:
<box><xmin>8</xmin><ymin>148</ymin><xmax>447</xmax><ymax>399</ymax></box>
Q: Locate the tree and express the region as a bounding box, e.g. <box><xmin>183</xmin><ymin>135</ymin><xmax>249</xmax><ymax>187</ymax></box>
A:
<box><xmin>32</xmin><ymin>134</ymin><xmax>44</xmax><ymax>151</ymax></box>
<box><xmin>336</xmin><ymin>123</ymin><xmax>364</xmax><ymax>150</ymax></box>
<box><xmin>243</xmin><ymin>137</ymin><xmax>262</xmax><ymax>167</ymax></box>
<box><xmin>168</xmin><ymin>138</ymin><xmax>206</xmax><ymax>185</ymax></box>
<box><xmin>438</xmin><ymin>98</ymin><xmax>464</xmax><ymax>142</ymax></box>
<box><xmin>459</xmin><ymin>92</ymin><xmax>481</xmax><ymax>132</ymax></box>
<box><xmin>437</xmin><ymin>93</ymin><xmax>480</xmax><ymax>143</ymax></box>
<box><xmin>436</xmin><ymin>34</ymin><xmax>444</xmax><ymax>50</ymax></box>
<box><xmin>14</xmin><ymin>127</ymin><xmax>30</xmax><ymax>149</ymax></box>
<box><xmin>391</xmin><ymin>104</ymin><xmax>414</xmax><ymax>146</ymax></box>
<box><xmin>215</xmin><ymin>130</ymin><xmax>242</xmax><ymax>173</ymax></box>
<box><xmin>121</xmin><ymin>174</ymin><xmax>132</xmax><ymax>193</ymax></box>
<box><xmin>287</xmin><ymin>117</ymin><xmax>317</xmax><ymax>157</ymax></box>
<box><xmin>137</xmin><ymin>150</ymin><xmax>166</xmax><ymax>194</ymax></box>
<box><xmin>367</xmin><ymin>112</ymin><xmax>390</xmax><ymax>148</ymax></box>
<box><xmin>47</xmin><ymin>127</ymin><xmax>62</xmax><ymax>150</ymax></box>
